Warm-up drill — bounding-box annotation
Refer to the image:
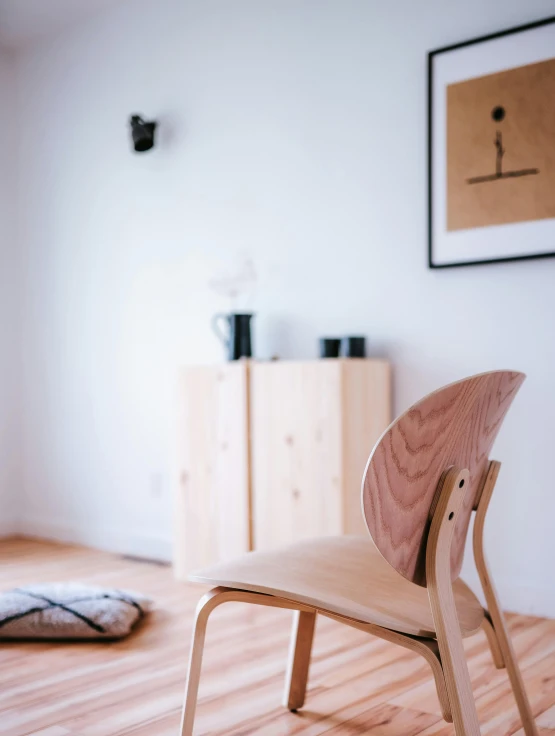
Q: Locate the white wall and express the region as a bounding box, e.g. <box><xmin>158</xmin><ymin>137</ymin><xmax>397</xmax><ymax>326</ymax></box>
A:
<box><xmin>0</xmin><ymin>47</ymin><xmax>19</xmax><ymax>535</ymax></box>
<box><xmin>13</xmin><ymin>0</ymin><xmax>555</xmax><ymax>615</ymax></box>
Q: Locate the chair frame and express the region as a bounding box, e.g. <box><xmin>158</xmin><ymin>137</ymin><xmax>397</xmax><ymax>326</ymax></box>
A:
<box><xmin>179</xmin><ymin>460</ymin><xmax>538</xmax><ymax>735</ymax></box>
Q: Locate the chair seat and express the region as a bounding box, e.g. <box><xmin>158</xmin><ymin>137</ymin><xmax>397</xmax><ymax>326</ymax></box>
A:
<box><xmin>189</xmin><ymin>536</ymin><xmax>485</xmax><ymax>639</ymax></box>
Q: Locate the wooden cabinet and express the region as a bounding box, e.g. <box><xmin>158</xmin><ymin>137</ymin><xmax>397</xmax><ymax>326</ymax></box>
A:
<box><xmin>174</xmin><ymin>364</ymin><xmax>250</xmax><ymax>580</ymax></box>
<box><xmin>174</xmin><ymin>359</ymin><xmax>391</xmax><ymax>578</ymax></box>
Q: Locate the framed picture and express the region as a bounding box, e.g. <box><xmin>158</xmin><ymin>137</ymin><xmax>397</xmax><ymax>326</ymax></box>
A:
<box><xmin>428</xmin><ymin>16</ymin><xmax>555</xmax><ymax>268</ymax></box>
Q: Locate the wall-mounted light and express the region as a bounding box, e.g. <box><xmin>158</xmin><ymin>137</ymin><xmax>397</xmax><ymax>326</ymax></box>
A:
<box><xmin>129</xmin><ymin>114</ymin><xmax>157</xmax><ymax>153</ymax></box>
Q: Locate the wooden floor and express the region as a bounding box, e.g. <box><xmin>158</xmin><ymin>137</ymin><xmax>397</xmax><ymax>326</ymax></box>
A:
<box><xmin>0</xmin><ymin>539</ymin><xmax>554</xmax><ymax>736</ymax></box>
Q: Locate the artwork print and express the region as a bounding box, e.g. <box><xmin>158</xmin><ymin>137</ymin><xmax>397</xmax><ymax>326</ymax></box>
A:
<box><xmin>447</xmin><ymin>57</ymin><xmax>555</xmax><ymax>232</ymax></box>
<box><xmin>428</xmin><ymin>16</ymin><xmax>555</xmax><ymax>268</ymax></box>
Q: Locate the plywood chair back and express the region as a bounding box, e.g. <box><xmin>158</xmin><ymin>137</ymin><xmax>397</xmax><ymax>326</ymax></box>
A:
<box><xmin>362</xmin><ymin>370</ymin><xmax>525</xmax><ymax>586</ymax></box>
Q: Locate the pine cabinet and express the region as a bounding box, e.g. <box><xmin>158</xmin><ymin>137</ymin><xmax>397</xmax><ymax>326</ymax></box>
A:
<box><xmin>174</xmin><ymin>359</ymin><xmax>391</xmax><ymax>578</ymax></box>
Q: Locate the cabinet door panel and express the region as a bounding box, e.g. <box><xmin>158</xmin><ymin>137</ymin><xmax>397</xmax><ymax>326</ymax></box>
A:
<box><xmin>251</xmin><ymin>362</ymin><xmax>343</xmax><ymax>550</ymax></box>
<box><xmin>174</xmin><ymin>363</ymin><xmax>250</xmax><ymax>578</ymax></box>
<box><xmin>342</xmin><ymin>360</ymin><xmax>392</xmax><ymax>536</ymax></box>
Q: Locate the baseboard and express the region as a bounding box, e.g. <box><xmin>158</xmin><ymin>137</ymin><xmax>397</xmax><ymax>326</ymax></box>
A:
<box><xmin>18</xmin><ymin>516</ymin><xmax>173</xmax><ymax>563</ymax></box>
<box><xmin>463</xmin><ymin>570</ymin><xmax>555</xmax><ymax>619</ymax></box>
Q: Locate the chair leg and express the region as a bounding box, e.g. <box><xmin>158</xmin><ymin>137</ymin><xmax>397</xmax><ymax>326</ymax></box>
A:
<box><xmin>482</xmin><ymin>615</ymin><xmax>505</xmax><ymax>669</ymax></box>
<box><xmin>179</xmin><ymin>588</ymin><xmax>228</xmax><ymax>736</ymax></box>
<box><xmin>474</xmin><ymin>461</ymin><xmax>538</xmax><ymax>736</ymax></box>
<box><xmin>427</xmin><ymin>468</ymin><xmax>481</xmax><ymax>735</ymax></box>
<box><xmin>283</xmin><ymin>609</ymin><xmax>316</xmax><ymax>710</ymax></box>
<box><xmin>435</xmin><ymin>623</ymin><xmax>481</xmax><ymax>735</ymax></box>
<box><xmin>322</xmin><ymin>609</ymin><xmax>452</xmax><ymax>722</ymax></box>
<box><xmin>488</xmin><ymin>604</ymin><xmax>539</xmax><ymax>736</ymax></box>
<box><xmin>180</xmin><ymin>587</ymin><xmax>317</xmax><ymax>735</ymax></box>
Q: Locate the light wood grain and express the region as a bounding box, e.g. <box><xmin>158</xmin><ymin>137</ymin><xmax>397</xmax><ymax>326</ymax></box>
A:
<box><xmin>250</xmin><ymin>361</ymin><xmax>344</xmax><ymax>549</ymax></box>
<box><xmin>320</xmin><ymin>608</ymin><xmax>452</xmax><ymax>722</ymax></box>
<box><xmin>340</xmin><ymin>359</ymin><xmax>392</xmax><ymax>536</ymax></box>
<box><xmin>180</xmin><ymin>587</ymin><xmax>320</xmax><ymax>735</ymax></box>
<box><xmin>283</xmin><ymin>610</ymin><xmax>317</xmax><ymax>711</ymax></box>
<box><xmin>190</xmin><ymin>535</ymin><xmax>484</xmax><ymax>638</ymax></box>
<box><xmin>474</xmin><ymin>460</ymin><xmax>539</xmax><ymax>736</ymax></box>
<box><xmin>1</xmin><ymin>538</ymin><xmax>554</xmax><ymax>736</ymax></box>
<box><xmin>250</xmin><ymin>359</ymin><xmax>391</xmax><ymax>549</ymax></box>
<box><xmin>180</xmin><ymin>587</ymin><xmax>316</xmax><ymax>736</ymax></box>
<box><xmin>362</xmin><ymin>370</ymin><xmax>525</xmax><ymax>586</ymax></box>
<box><xmin>174</xmin><ymin>363</ymin><xmax>251</xmax><ymax>578</ymax></box>
<box><xmin>179</xmin><ymin>590</ymin><xmax>213</xmax><ymax>736</ymax></box>
<box><xmin>176</xmin><ymin>585</ymin><xmax>453</xmax><ymax>729</ymax></box>
<box><xmin>426</xmin><ymin>467</ymin><xmax>481</xmax><ymax>734</ymax></box>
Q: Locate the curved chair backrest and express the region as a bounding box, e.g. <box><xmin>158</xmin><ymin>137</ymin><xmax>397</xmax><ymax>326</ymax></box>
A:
<box><xmin>362</xmin><ymin>370</ymin><xmax>525</xmax><ymax>587</ymax></box>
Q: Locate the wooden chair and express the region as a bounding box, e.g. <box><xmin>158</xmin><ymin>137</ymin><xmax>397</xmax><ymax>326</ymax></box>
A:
<box><xmin>179</xmin><ymin>370</ymin><xmax>538</xmax><ymax>735</ymax></box>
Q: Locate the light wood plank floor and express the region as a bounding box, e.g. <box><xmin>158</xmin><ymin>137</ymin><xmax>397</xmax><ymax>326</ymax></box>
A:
<box><xmin>0</xmin><ymin>538</ymin><xmax>554</xmax><ymax>736</ymax></box>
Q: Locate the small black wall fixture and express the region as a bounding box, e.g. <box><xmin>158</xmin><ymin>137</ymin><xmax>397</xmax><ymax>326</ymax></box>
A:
<box><xmin>129</xmin><ymin>114</ymin><xmax>157</xmax><ymax>153</ymax></box>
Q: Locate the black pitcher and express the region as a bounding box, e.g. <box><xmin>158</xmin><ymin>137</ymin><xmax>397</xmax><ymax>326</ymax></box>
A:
<box><xmin>212</xmin><ymin>313</ymin><xmax>253</xmax><ymax>360</ymax></box>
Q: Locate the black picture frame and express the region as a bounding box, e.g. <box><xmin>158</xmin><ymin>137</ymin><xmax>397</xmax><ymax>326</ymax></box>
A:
<box><xmin>428</xmin><ymin>15</ymin><xmax>555</xmax><ymax>269</ymax></box>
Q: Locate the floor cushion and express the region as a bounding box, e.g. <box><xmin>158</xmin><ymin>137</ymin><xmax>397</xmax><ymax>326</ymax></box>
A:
<box><xmin>0</xmin><ymin>583</ymin><xmax>152</xmax><ymax>639</ymax></box>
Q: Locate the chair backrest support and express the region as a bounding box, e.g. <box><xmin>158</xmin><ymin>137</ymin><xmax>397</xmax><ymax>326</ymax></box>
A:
<box><xmin>361</xmin><ymin>370</ymin><xmax>525</xmax><ymax>587</ymax></box>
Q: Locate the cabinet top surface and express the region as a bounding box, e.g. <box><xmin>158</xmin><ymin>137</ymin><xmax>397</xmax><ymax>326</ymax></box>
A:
<box><xmin>181</xmin><ymin>358</ymin><xmax>390</xmax><ymax>370</ymax></box>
